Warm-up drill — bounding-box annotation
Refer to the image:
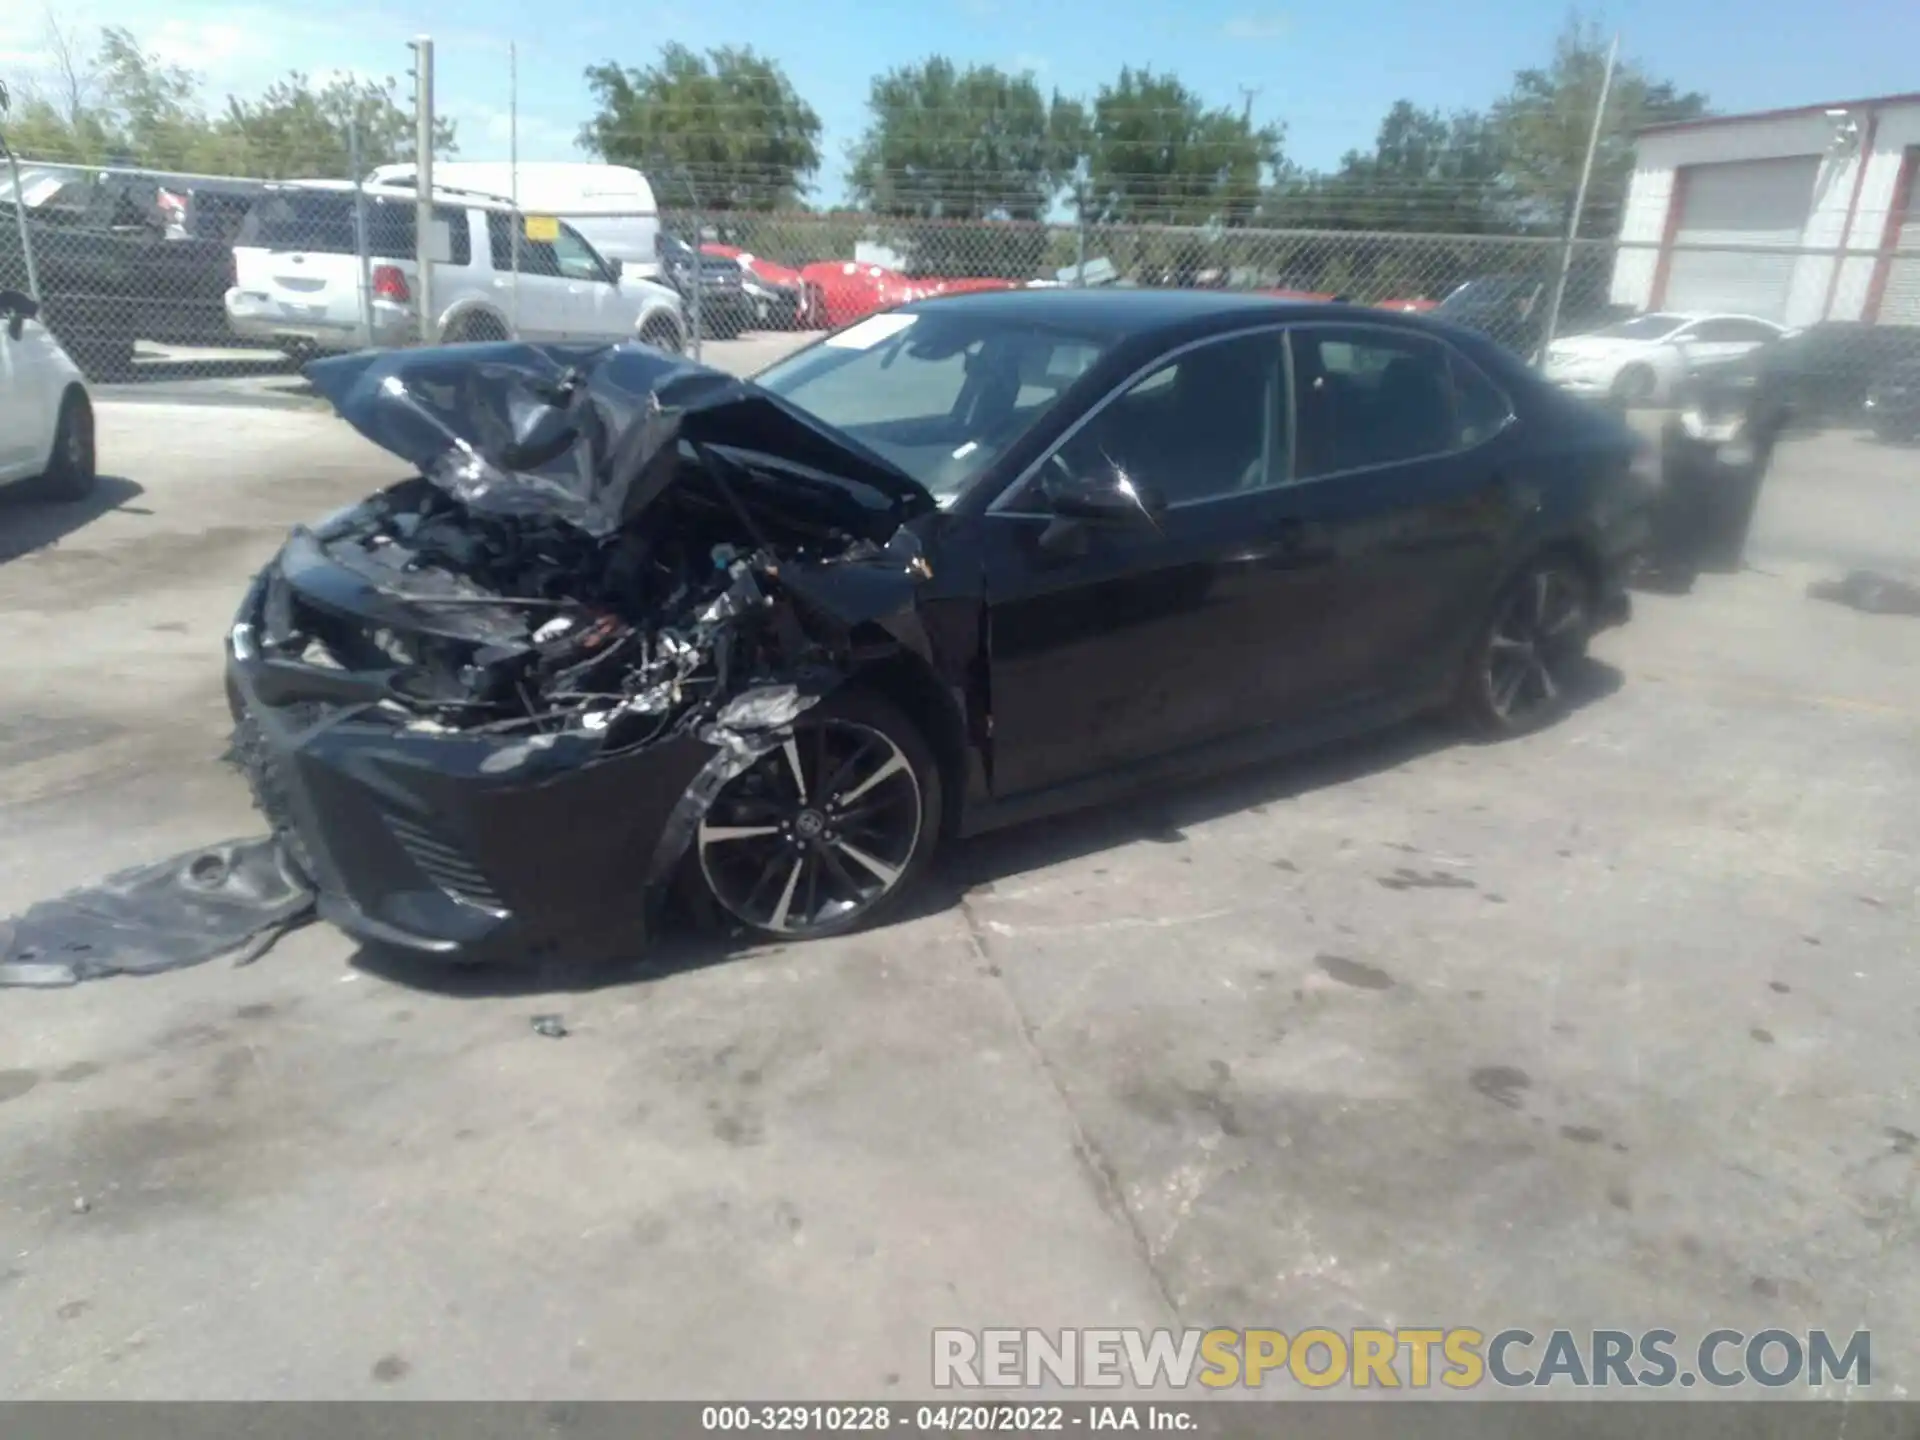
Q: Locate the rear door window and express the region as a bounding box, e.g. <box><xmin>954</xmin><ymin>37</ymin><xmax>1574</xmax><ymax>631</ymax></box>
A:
<box><xmin>1447</xmin><ymin>349</ymin><xmax>1514</xmax><ymax>447</ymax></box>
<box><xmin>487</xmin><ymin>213</ymin><xmax>564</xmax><ymax>278</ymax></box>
<box><xmin>1290</xmin><ymin>326</ymin><xmax>1459</xmax><ymax>477</ymax></box>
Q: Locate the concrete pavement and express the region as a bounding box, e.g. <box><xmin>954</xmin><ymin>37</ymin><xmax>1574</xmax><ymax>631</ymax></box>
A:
<box><xmin>0</xmin><ymin>404</ymin><xmax>1916</xmax><ymax>1398</ymax></box>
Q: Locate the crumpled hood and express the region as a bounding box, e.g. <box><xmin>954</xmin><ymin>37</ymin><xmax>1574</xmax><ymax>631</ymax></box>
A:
<box><xmin>303</xmin><ymin>341</ymin><xmax>937</xmax><ymax>542</ymax></box>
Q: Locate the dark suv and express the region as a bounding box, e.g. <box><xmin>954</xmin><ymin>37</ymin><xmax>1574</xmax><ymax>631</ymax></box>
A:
<box><xmin>657</xmin><ymin>233</ymin><xmax>755</xmax><ymax>339</ymax></box>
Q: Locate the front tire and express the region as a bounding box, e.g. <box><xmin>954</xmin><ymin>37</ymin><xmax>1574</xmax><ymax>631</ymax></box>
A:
<box><xmin>32</xmin><ymin>390</ymin><xmax>97</xmax><ymax>502</ymax></box>
<box><xmin>693</xmin><ymin>688</ymin><xmax>943</xmax><ymax>941</ymax></box>
<box><xmin>1454</xmin><ymin>557</ymin><xmax>1592</xmax><ymax>737</ymax></box>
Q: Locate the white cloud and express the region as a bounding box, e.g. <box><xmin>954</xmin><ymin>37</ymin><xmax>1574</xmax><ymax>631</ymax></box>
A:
<box><xmin>1222</xmin><ymin>13</ymin><xmax>1291</xmax><ymax>40</ymax></box>
<box><xmin>146</xmin><ymin>18</ymin><xmax>269</xmax><ymax>73</ymax></box>
<box><xmin>452</xmin><ymin>103</ymin><xmax>583</xmax><ymax>162</ymax></box>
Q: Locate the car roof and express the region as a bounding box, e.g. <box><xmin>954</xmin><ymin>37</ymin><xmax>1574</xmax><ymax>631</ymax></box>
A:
<box><xmin>893</xmin><ymin>285</ymin><xmax>1346</xmax><ymax>334</ymax></box>
<box><xmin>252</xmin><ymin>179</ymin><xmax>497</xmax><ymax>206</ymax></box>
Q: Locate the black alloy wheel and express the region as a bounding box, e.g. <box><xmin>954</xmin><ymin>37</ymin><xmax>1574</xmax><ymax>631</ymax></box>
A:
<box><xmin>1458</xmin><ymin>560</ymin><xmax>1591</xmax><ymax>736</ymax></box>
<box><xmin>696</xmin><ymin>693</ymin><xmax>939</xmax><ymax>940</ymax></box>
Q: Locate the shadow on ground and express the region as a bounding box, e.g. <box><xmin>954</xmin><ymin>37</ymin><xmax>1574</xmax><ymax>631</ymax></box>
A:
<box><xmin>352</xmin><ymin>658</ymin><xmax>1624</xmax><ymax>1000</ymax></box>
<box><xmin>0</xmin><ymin>477</ymin><xmax>147</xmax><ymax>563</ymax></box>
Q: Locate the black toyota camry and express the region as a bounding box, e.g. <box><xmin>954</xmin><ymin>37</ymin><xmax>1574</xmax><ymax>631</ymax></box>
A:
<box><xmin>225</xmin><ymin>290</ymin><xmax>1652</xmax><ymax>963</ymax></box>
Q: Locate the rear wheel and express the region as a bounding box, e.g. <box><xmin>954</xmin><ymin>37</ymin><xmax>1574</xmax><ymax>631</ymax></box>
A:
<box><xmin>1612</xmin><ymin>364</ymin><xmax>1656</xmax><ymax>407</ymax></box>
<box><xmin>446</xmin><ymin>311</ymin><xmax>510</xmax><ymax>344</ymax></box>
<box><xmin>693</xmin><ymin>688</ymin><xmax>942</xmax><ymax>941</ymax></box>
<box><xmin>1454</xmin><ymin>557</ymin><xmax>1592</xmax><ymax>737</ymax></box>
<box><xmin>32</xmin><ymin>390</ymin><xmax>96</xmax><ymax>502</ymax></box>
<box><xmin>638</xmin><ymin>315</ymin><xmax>683</xmax><ymax>354</ymax></box>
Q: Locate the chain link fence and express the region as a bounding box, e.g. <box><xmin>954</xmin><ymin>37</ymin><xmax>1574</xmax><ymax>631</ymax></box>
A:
<box><xmin>7</xmin><ymin>157</ymin><xmax>1918</xmax><ymax>435</ymax></box>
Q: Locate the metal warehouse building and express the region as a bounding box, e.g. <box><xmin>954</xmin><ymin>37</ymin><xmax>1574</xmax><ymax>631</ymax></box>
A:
<box><xmin>1610</xmin><ymin>92</ymin><xmax>1920</xmax><ymax>327</ymax></box>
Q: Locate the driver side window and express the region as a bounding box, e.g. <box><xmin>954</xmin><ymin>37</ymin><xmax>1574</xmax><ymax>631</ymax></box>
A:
<box><xmin>554</xmin><ymin>225</ymin><xmax>607</xmax><ymax>283</ymax></box>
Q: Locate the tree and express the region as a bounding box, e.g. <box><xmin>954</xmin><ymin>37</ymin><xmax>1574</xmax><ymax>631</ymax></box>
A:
<box><xmin>1085</xmin><ymin>68</ymin><xmax>1283</xmax><ymax>228</ymax></box>
<box><xmin>221</xmin><ymin>74</ymin><xmax>456</xmax><ymax>178</ymax></box>
<box><xmin>1</xmin><ymin>19</ymin><xmax>451</xmax><ymax>178</ymax></box>
<box><xmin>580</xmin><ymin>45</ymin><xmax>821</xmax><ymax>212</ymax></box>
<box><xmin>850</xmin><ymin>58</ymin><xmax>1084</xmax><ymax>221</ymax></box>
<box><xmin>1339</xmin><ymin>102</ymin><xmax>1507</xmax><ymax>231</ymax></box>
<box><xmin>848</xmin><ymin>57</ymin><xmax>1084</xmax><ymax>276</ymax></box>
<box><xmin>1</xmin><ymin>11</ymin><xmax>116</xmax><ymax>161</ymax></box>
<box><xmin>1490</xmin><ymin>13</ymin><xmax>1707</xmax><ymax>236</ymax></box>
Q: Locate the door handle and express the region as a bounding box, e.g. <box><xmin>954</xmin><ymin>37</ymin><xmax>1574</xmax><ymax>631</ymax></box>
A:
<box><xmin>1271</xmin><ymin>518</ymin><xmax>1309</xmax><ymax>552</ymax></box>
<box><xmin>1265</xmin><ymin>517</ymin><xmax>1332</xmax><ymax>567</ymax></box>
<box><xmin>1489</xmin><ymin>470</ymin><xmax>1540</xmax><ymax>515</ymax></box>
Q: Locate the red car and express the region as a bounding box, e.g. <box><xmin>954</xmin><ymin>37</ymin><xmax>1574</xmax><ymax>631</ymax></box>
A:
<box><xmin>702</xmin><ymin>243</ymin><xmax>825</xmax><ymax>329</ymax></box>
<box><xmin>912</xmin><ymin>277</ymin><xmax>1021</xmax><ymax>299</ymax></box>
<box><xmin>796</xmin><ymin>261</ymin><xmax>920</xmax><ymax>329</ymax></box>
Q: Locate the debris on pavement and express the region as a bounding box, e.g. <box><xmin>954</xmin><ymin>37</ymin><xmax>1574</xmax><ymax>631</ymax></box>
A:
<box><xmin>531</xmin><ymin>1014</ymin><xmax>570</xmax><ymax>1038</ymax></box>
<box><xmin>1808</xmin><ymin>570</ymin><xmax>1920</xmax><ymax>617</ymax></box>
<box><xmin>0</xmin><ymin>837</ymin><xmax>315</xmax><ymax>988</ymax></box>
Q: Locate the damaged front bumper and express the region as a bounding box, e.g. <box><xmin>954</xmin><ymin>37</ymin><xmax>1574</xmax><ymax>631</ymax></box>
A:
<box><xmin>220</xmin><ymin>341</ymin><xmax>942</xmax><ymax>963</ymax></box>
<box><xmin>227</xmin><ymin>566</ymin><xmax>719</xmax><ymax>964</ymax></box>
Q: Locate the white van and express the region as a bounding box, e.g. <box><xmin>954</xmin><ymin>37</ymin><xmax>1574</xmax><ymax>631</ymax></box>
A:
<box><xmin>366</xmin><ymin>162</ymin><xmax>659</xmax><ymax>274</ymax></box>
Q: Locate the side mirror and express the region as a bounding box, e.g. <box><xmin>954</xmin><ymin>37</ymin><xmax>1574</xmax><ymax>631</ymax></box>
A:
<box><xmin>607</xmin><ymin>257</ymin><xmax>623</xmax><ymax>282</ymax></box>
<box><xmin>0</xmin><ymin>288</ymin><xmax>37</xmax><ymax>340</ymax></box>
<box><xmin>1044</xmin><ymin>463</ymin><xmax>1165</xmax><ymax>527</ymax></box>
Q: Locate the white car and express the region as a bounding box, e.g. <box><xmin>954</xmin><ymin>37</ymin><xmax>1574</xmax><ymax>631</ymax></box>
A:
<box><xmin>1543</xmin><ymin>312</ymin><xmax>1787</xmax><ymax>405</ymax></box>
<box><xmin>224</xmin><ymin>182</ymin><xmax>688</xmax><ymax>356</ymax></box>
<box><xmin>0</xmin><ymin>289</ymin><xmax>95</xmax><ymax>501</ymax></box>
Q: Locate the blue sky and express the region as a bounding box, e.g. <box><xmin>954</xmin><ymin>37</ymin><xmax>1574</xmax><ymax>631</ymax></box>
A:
<box><xmin>4</xmin><ymin>0</ymin><xmax>1917</xmax><ymax>198</ymax></box>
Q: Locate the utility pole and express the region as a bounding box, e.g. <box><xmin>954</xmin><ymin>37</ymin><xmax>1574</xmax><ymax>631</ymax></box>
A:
<box><xmin>407</xmin><ymin>35</ymin><xmax>435</xmax><ymax>343</ymax></box>
<box><xmin>0</xmin><ymin>81</ymin><xmax>40</xmax><ymax>305</ymax></box>
<box><xmin>348</xmin><ymin>113</ymin><xmax>374</xmax><ymax>347</ymax></box>
<box><xmin>1238</xmin><ymin>86</ymin><xmax>1261</xmax><ymax>127</ymax></box>
<box><xmin>509</xmin><ymin>41</ymin><xmax>520</xmax><ymax>335</ymax></box>
<box><xmin>1538</xmin><ymin>32</ymin><xmax>1618</xmax><ymax>365</ymax></box>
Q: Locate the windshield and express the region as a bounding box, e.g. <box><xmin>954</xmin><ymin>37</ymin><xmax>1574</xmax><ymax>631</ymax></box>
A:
<box><xmin>1594</xmin><ymin>314</ymin><xmax>1689</xmax><ymax>340</ymax></box>
<box><xmin>752</xmin><ymin>309</ymin><xmax>1115</xmax><ymax>500</ymax></box>
<box><xmin>0</xmin><ymin>171</ymin><xmax>69</xmax><ymax>208</ymax></box>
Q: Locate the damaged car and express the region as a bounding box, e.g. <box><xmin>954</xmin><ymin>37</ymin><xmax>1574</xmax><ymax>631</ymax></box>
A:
<box><xmin>226</xmin><ymin>291</ymin><xmax>1652</xmax><ymax>964</ymax></box>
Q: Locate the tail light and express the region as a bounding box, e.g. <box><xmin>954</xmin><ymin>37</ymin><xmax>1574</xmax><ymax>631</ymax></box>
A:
<box><xmin>372</xmin><ymin>265</ymin><xmax>411</xmax><ymax>303</ymax></box>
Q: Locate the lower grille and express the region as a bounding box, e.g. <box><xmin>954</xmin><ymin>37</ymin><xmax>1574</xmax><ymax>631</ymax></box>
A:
<box><xmin>386</xmin><ymin>815</ymin><xmax>506</xmax><ymax>911</ymax></box>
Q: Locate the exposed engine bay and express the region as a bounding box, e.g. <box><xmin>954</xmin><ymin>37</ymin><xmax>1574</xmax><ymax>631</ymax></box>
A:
<box><xmin>251</xmin><ymin>340</ymin><xmax>940</xmax><ymax>757</ymax></box>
